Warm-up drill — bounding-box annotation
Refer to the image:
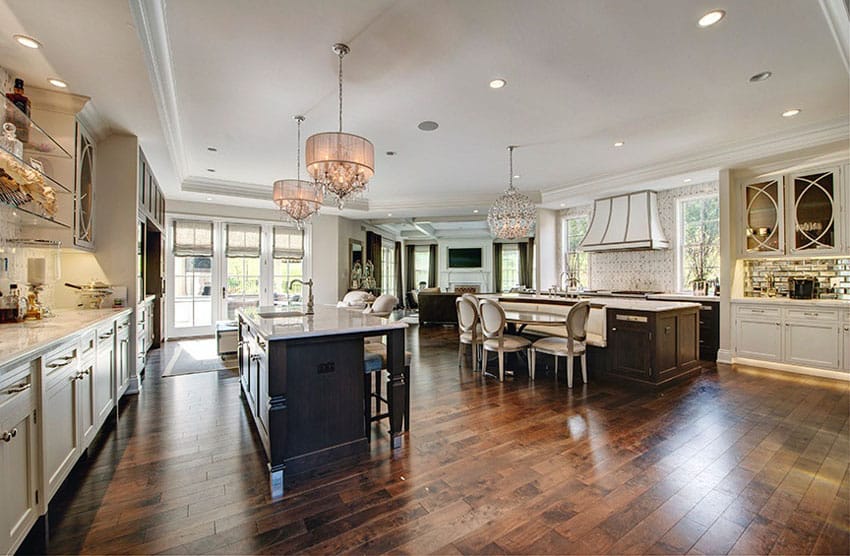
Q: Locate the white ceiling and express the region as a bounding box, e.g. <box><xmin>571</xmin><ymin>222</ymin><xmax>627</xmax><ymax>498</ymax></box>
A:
<box><xmin>0</xmin><ymin>0</ymin><xmax>847</xmax><ymax>221</ymax></box>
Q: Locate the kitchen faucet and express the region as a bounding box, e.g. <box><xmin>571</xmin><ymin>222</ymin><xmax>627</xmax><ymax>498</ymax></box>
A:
<box><xmin>289</xmin><ymin>278</ymin><xmax>314</xmax><ymax>314</ymax></box>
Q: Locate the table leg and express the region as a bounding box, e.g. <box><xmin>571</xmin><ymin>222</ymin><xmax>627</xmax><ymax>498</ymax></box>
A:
<box><xmin>386</xmin><ymin>328</ymin><xmax>406</xmax><ymax>449</ymax></box>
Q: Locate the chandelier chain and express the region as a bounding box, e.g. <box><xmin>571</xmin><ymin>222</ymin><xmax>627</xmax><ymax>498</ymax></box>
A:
<box><xmin>296</xmin><ymin>117</ymin><xmax>302</xmax><ymax>181</ymax></box>
<box><xmin>508</xmin><ymin>146</ymin><xmax>514</xmax><ymax>189</ymax></box>
<box><xmin>338</xmin><ymin>48</ymin><xmax>344</xmax><ymax>133</ymax></box>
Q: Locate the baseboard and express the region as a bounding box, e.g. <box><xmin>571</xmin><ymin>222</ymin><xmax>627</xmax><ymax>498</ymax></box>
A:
<box><xmin>716</xmin><ymin>349</ymin><xmax>733</xmax><ymax>364</ymax></box>
<box><xmin>732</xmin><ymin>357</ymin><xmax>850</xmax><ymax>381</ymax></box>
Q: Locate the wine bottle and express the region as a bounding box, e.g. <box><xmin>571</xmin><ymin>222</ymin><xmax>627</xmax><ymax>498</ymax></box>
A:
<box><xmin>5</xmin><ymin>78</ymin><xmax>31</xmax><ymax>143</ymax></box>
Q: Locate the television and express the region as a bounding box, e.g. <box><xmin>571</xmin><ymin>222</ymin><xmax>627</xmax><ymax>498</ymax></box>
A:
<box><xmin>448</xmin><ymin>247</ymin><xmax>482</xmax><ymax>268</ymax></box>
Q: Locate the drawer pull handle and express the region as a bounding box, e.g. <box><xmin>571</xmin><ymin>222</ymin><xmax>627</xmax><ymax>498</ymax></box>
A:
<box><xmin>5</xmin><ymin>383</ymin><xmax>31</xmax><ymax>394</ymax></box>
<box><xmin>700</xmin><ymin>306</ymin><xmax>713</xmax><ymax>311</ymax></box>
<box><xmin>803</xmin><ymin>312</ymin><xmax>818</xmax><ymax>317</ymax></box>
<box><xmin>1</xmin><ymin>428</ymin><xmax>16</xmax><ymax>442</ymax></box>
<box><xmin>48</xmin><ymin>356</ymin><xmax>76</xmax><ymax>369</ymax></box>
<box><xmin>99</xmin><ymin>331</ymin><xmax>114</xmax><ymax>339</ymax></box>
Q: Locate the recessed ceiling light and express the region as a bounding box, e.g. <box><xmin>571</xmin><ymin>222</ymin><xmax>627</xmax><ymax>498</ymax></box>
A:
<box><xmin>683</xmin><ymin>178</ymin><xmax>692</xmax><ymax>183</ymax></box>
<box><xmin>207</xmin><ymin>168</ymin><xmax>216</xmax><ymax>172</ymax></box>
<box><xmin>387</xmin><ymin>213</ymin><xmax>393</xmax><ymax>217</ymax></box>
<box><xmin>489</xmin><ymin>79</ymin><xmax>507</xmax><ymax>89</ymax></box>
<box><xmin>206</xmin><ymin>197</ymin><xmax>212</xmax><ymax>201</ymax></box>
<box><xmin>473</xmin><ymin>209</ymin><xmax>479</xmax><ymax>214</ymax></box>
<box><xmin>47</xmin><ymin>78</ymin><xmax>68</xmax><ymax>88</ymax></box>
<box><xmin>13</xmin><ymin>34</ymin><xmax>41</xmax><ymax>49</ymax></box>
<box><xmin>782</xmin><ymin>108</ymin><xmax>801</xmax><ymax>118</ymax></box>
<box><xmin>513</xmin><ymin>174</ymin><xmax>520</xmax><ymax>179</ymax></box>
<box><xmin>386</xmin><ymin>151</ymin><xmax>396</xmax><ymax>156</ymax></box>
<box><xmin>207</xmin><ymin>146</ymin><xmax>218</xmax><ymax>152</ymax></box>
<box><xmin>418</xmin><ymin>121</ymin><xmax>439</xmax><ymax>131</ymax></box>
<box><xmin>749</xmin><ymin>71</ymin><xmax>772</xmax><ymax>83</ymax></box>
<box><xmin>560</xmin><ymin>203</ymin><xmax>566</xmax><ymax>207</ymax></box>
<box><xmin>613</xmin><ymin>141</ymin><xmax>624</xmax><ymax>147</ymax></box>
<box><xmin>698</xmin><ymin>10</ymin><xmax>725</xmax><ymax>28</ymax></box>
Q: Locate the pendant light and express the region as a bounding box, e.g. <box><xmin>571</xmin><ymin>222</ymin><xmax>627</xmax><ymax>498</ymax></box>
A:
<box><xmin>273</xmin><ymin>115</ymin><xmax>323</xmax><ymax>228</ymax></box>
<box><xmin>305</xmin><ymin>43</ymin><xmax>374</xmax><ymax>209</ymax></box>
<box><xmin>487</xmin><ymin>145</ymin><xmax>536</xmax><ymax>239</ymax></box>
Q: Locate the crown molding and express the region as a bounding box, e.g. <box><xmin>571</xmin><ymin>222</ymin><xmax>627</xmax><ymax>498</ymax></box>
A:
<box><xmin>366</xmin><ymin>190</ymin><xmax>542</xmax><ymax>212</ymax></box>
<box><xmin>129</xmin><ymin>0</ymin><xmax>188</xmax><ymax>180</ymax></box>
<box><xmin>820</xmin><ymin>0</ymin><xmax>850</xmax><ymax>73</ymax></box>
<box><xmin>542</xmin><ymin>117</ymin><xmax>849</xmax><ymax>205</ymax></box>
<box><xmin>77</xmin><ymin>100</ymin><xmax>111</xmax><ymax>142</ymax></box>
<box><xmin>181</xmin><ymin>176</ymin><xmax>370</xmax><ymax>211</ymax></box>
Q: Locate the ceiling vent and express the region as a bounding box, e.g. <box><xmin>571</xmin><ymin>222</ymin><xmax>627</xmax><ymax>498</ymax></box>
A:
<box><xmin>579</xmin><ymin>190</ymin><xmax>669</xmax><ymax>251</ymax></box>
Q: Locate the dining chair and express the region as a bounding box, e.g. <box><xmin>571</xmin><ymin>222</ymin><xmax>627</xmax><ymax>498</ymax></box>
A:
<box><xmin>478</xmin><ymin>298</ymin><xmax>531</xmax><ymax>381</ymax></box>
<box><xmin>367</xmin><ymin>294</ymin><xmax>398</xmax><ymax>317</ymax></box>
<box><xmin>455</xmin><ymin>296</ymin><xmax>481</xmax><ymax>370</ymax></box>
<box><xmin>529</xmin><ymin>301</ymin><xmax>590</xmax><ymax>388</ymax></box>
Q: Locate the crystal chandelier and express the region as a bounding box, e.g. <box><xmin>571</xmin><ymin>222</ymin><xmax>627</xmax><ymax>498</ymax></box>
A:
<box><xmin>488</xmin><ymin>146</ymin><xmax>536</xmax><ymax>239</ymax></box>
<box><xmin>305</xmin><ymin>43</ymin><xmax>374</xmax><ymax>209</ymax></box>
<box><xmin>273</xmin><ymin>115</ymin><xmax>323</xmax><ymax>228</ymax></box>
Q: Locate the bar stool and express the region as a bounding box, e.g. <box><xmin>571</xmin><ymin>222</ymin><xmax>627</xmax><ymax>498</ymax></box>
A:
<box><xmin>363</xmin><ymin>342</ymin><xmax>411</xmax><ymax>440</ymax></box>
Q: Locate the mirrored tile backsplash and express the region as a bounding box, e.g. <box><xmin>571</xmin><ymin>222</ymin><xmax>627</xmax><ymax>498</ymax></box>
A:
<box><xmin>743</xmin><ymin>258</ymin><xmax>850</xmax><ymax>299</ymax></box>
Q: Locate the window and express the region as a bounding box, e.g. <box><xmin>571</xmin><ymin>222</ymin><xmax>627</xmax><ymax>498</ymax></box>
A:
<box><xmin>272</xmin><ymin>227</ymin><xmax>304</xmax><ymax>306</ymax></box>
<box><xmin>679</xmin><ymin>196</ymin><xmax>720</xmax><ymax>291</ymax></box>
<box><xmin>225</xmin><ymin>224</ymin><xmax>262</xmax><ymax>319</ymax></box>
<box><xmin>501</xmin><ymin>244</ymin><xmax>520</xmax><ymax>291</ymax></box>
<box><xmin>561</xmin><ymin>216</ymin><xmax>589</xmax><ymax>288</ymax></box>
<box><xmin>172</xmin><ymin>220</ymin><xmax>213</xmax><ymax>329</ymax></box>
<box><xmin>381</xmin><ymin>244</ymin><xmax>396</xmax><ymax>295</ymax></box>
<box><xmin>413</xmin><ymin>247</ymin><xmax>430</xmax><ymax>288</ymax></box>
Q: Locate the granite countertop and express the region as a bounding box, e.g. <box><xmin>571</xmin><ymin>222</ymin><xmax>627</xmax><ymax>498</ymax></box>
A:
<box><xmin>238</xmin><ymin>305</ymin><xmax>408</xmax><ymax>341</ymax></box>
<box><xmin>498</xmin><ymin>293</ymin><xmax>701</xmax><ymax>313</ymax></box>
<box><xmin>731</xmin><ymin>297</ymin><xmax>850</xmax><ymax>308</ymax></box>
<box><xmin>0</xmin><ymin>307</ymin><xmax>133</xmax><ymax>369</ymax></box>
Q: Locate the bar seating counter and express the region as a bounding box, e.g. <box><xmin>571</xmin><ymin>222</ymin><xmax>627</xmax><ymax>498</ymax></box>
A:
<box><xmin>236</xmin><ymin>305</ymin><xmax>408</xmax><ymax>498</ymax></box>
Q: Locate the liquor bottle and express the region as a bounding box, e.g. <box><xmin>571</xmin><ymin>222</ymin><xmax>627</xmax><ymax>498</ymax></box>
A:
<box><xmin>5</xmin><ymin>78</ymin><xmax>31</xmax><ymax>143</ymax></box>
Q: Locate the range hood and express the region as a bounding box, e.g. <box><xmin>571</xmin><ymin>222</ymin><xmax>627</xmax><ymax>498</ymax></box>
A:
<box><xmin>579</xmin><ymin>190</ymin><xmax>669</xmax><ymax>252</ymax></box>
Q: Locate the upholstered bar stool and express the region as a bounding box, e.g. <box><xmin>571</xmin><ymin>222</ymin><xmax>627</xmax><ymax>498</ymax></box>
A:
<box><xmin>363</xmin><ymin>341</ymin><xmax>411</xmax><ymax>440</ymax></box>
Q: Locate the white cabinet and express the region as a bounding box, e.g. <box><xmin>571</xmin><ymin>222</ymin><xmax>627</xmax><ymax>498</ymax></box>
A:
<box><xmin>736</xmin><ymin>317</ymin><xmax>782</xmax><ymax>361</ymax></box>
<box><xmin>95</xmin><ymin>324</ymin><xmax>115</xmax><ymax>429</ymax></box>
<box><xmin>784</xmin><ymin>321</ymin><xmax>841</xmax><ymax>370</ymax></box>
<box><xmin>741</xmin><ymin>177</ymin><xmax>785</xmax><ymax>256</ymax></box>
<box><xmin>116</xmin><ymin>316</ymin><xmax>131</xmax><ymax>399</ymax></box>
<box><xmin>41</xmin><ymin>341</ymin><xmax>81</xmax><ymax>503</ymax></box>
<box><xmin>842</xmin><ymin>312</ymin><xmax>850</xmax><ymax>372</ymax></box>
<box><xmin>0</xmin><ymin>362</ymin><xmax>39</xmax><ymax>556</ymax></box>
<box><xmin>77</xmin><ymin>357</ymin><xmax>96</xmax><ymax>448</ymax></box>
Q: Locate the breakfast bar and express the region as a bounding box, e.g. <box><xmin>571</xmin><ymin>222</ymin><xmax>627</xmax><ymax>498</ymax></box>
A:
<box><xmin>236</xmin><ymin>305</ymin><xmax>408</xmax><ymax>498</ymax></box>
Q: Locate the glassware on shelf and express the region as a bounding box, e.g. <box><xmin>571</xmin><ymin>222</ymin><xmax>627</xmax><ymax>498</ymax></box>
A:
<box><xmin>0</xmin><ymin>123</ymin><xmax>23</xmax><ymax>158</ymax></box>
<box><xmin>5</xmin><ymin>78</ymin><xmax>31</xmax><ymax>143</ymax></box>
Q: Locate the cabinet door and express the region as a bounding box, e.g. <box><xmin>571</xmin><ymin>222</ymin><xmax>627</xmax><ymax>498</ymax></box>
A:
<box><xmin>843</xmin><ymin>324</ymin><xmax>850</xmax><ymax>372</ymax></box>
<box><xmin>117</xmin><ymin>335</ymin><xmax>130</xmax><ymax>397</ymax></box>
<box><xmin>736</xmin><ymin>317</ymin><xmax>782</xmax><ymax>361</ymax></box>
<box><xmin>78</xmin><ymin>360</ymin><xmax>96</xmax><ymax>447</ymax></box>
<box><xmin>784</xmin><ymin>322</ymin><xmax>841</xmax><ymax>370</ymax></box>
<box><xmin>256</xmin><ymin>340</ymin><xmax>269</xmax><ymax>438</ymax></box>
<box><xmin>95</xmin><ymin>338</ymin><xmax>115</xmax><ymax>427</ymax></box>
<box><xmin>0</xmin><ymin>406</ymin><xmax>38</xmax><ymax>554</ymax></box>
<box><xmin>74</xmin><ymin>121</ymin><xmax>96</xmax><ymax>250</ymax></box>
<box><xmin>609</xmin><ymin>322</ymin><xmax>652</xmax><ymax>379</ymax></box>
<box><xmin>44</xmin><ymin>366</ymin><xmax>81</xmax><ymax>500</ymax></box>
<box><xmin>742</xmin><ymin>178</ymin><xmax>784</xmax><ymax>256</ymax></box>
<box><xmin>788</xmin><ymin>167</ymin><xmax>841</xmax><ymax>255</ymax></box>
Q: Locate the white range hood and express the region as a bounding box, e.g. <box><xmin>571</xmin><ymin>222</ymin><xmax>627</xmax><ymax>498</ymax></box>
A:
<box><xmin>580</xmin><ymin>190</ymin><xmax>669</xmax><ymax>252</ymax></box>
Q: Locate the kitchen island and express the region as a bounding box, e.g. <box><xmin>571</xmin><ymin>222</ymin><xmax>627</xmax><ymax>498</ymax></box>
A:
<box><xmin>498</xmin><ymin>294</ymin><xmax>703</xmax><ymax>388</ymax></box>
<box><xmin>236</xmin><ymin>305</ymin><xmax>408</xmax><ymax>498</ymax></box>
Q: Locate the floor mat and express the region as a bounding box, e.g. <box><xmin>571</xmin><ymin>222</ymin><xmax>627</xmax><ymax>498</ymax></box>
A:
<box><xmin>161</xmin><ymin>338</ymin><xmax>237</xmax><ymax>377</ymax></box>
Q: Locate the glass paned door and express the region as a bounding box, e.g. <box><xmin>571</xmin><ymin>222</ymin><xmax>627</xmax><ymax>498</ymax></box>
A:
<box><xmin>173</xmin><ymin>256</ymin><xmax>213</xmax><ymax>329</ymax></box>
<box><xmin>790</xmin><ymin>169</ymin><xmax>838</xmax><ymax>253</ymax></box>
<box><xmin>225</xmin><ymin>257</ymin><xmax>261</xmax><ymax>319</ymax></box>
<box><xmin>744</xmin><ymin>178</ymin><xmax>783</xmax><ymax>254</ymax></box>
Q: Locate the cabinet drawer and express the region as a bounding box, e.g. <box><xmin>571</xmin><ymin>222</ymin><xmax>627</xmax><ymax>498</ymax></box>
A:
<box><xmin>735</xmin><ymin>305</ymin><xmax>781</xmax><ymax>319</ymax></box>
<box><xmin>0</xmin><ymin>361</ymin><xmax>34</xmax><ymax>412</ymax></box>
<box><xmin>79</xmin><ymin>329</ymin><xmax>97</xmax><ymax>360</ymax></box>
<box><xmin>784</xmin><ymin>307</ymin><xmax>839</xmax><ymax>322</ymax></box>
<box><xmin>43</xmin><ymin>341</ymin><xmax>80</xmax><ymax>387</ymax></box>
<box><xmin>97</xmin><ymin>323</ymin><xmax>115</xmax><ymax>350</ymax></box>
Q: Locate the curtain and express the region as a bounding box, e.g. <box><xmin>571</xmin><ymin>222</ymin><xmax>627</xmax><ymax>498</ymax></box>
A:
<box><xmin>493</xmin><ymin>242</ymin><xmax>503</xmax><ymax>293</ymax></box>
<box><xmin>273</xmin><ymin>226</ymin><xmax>304</xmax><ymax>260</ymax></box>
<box><xmin>405</xmin><ymin>244</ymin><xmax>415</xmax><ymax>294</ymax></box>
<box><xmin>173</xmin><ymin>220</ymin><xmax>213</xmax><ymax>257</ymax></box>
<box><xmin>394</xmin><ymin>241</ymin><xmax>403</xmax><ymax>307</ymax></box>
<box><xmin>518</xmin><ymin>242</ymin><xmax>528</xmax><ymax>288</ymax></box>
<box><xmin>527</xmin><ymin>237</ymin><xmax>535</xmax><ymax>290</ymax></box>
<box><xmin>366</xmin><ymin>231</ymin><xmax>382</xmax><ymax>289</ymax></box>
<box><xmin>428</xmin><ymin>244</ymin><xmax>437</xmax><ymax>287</ymax></box>
<box><xmin>225</xmin><ymin>224</ymin><xmax>262</xmax><ymax>258</ymax></box>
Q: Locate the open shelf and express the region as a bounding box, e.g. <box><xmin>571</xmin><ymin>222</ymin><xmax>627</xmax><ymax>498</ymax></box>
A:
<box><xmin>0</xmin><ymin>201</ymin><xmax>70</xmax><ymax>230</ymax></box>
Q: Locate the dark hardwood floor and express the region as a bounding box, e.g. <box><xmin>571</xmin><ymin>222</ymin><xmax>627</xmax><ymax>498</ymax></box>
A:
<box><xmin>20</xmin><ymin>325</ymin><xmax>849</xmax><ymax>555</ymax></box>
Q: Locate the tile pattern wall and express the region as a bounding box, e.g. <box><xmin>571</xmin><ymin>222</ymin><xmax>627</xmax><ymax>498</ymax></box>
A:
<box><xmin>558</xmin><ymin>181</ymin><xmax>719</xmax><ymax>292</ymax></box>
<box><xmin>743</xmin><ymin>258</ymin><xmax>850</xmax><ymax>299</ymax></box>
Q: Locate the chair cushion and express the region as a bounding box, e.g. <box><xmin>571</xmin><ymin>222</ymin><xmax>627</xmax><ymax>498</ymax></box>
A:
<box><xmin>363</xmin><ymin>351</ymin><xmax>384</xmax><ymax>373</ymax></box>
<box><xmin>532</xmin><ymin>336</ymin><xmax>586</xmax><ymax>356</ymax></box>
<box><xmin>460</xmin><ymin>331</ymin><xmax>482</xmax><ymax>344</ymax></box>
<box><xmin>483</xmin><ymin>335</ymin><xmax>530</xmax><ymax>351</ymax></box>
<box><xmin>365</xmin><ymin>342</ymin><xmax>412</xmax><ymax>367</ymax></box>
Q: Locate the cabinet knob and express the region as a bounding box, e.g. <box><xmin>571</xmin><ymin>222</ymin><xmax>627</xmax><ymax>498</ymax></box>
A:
<box><xmin>1</xmin><ymin>429</ymin><xmax>15</xmax><ymax>442</ymax></box>
<box><xmin>776</xmin><ymin>322</ymin><xmax>781</xmax><ymax>326</ymax></box>
<box><xmin>611</xmin><ymin>327</ymin><xmax>617</xmax><ymax>332</ymax></box>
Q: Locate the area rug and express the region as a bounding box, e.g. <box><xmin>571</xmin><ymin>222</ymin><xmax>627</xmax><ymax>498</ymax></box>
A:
<box><xmin>162</xmin><ymin>338</ymin><xmax>238</xmax><ymax>377</ymax></box>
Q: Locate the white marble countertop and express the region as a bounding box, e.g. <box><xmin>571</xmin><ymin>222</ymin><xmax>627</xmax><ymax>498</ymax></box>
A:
<box><xmin>647</xmin><ymin>293</ymin><xmax>721</xmax><ymax>303</ymax></box>
<box><xmin>498</xmin><ymin>293</ymin><xmax>702</xmax><ymax>313</ymax></box>
<box><xmin>0</xmin><ymin>307</ymin><xmax>133</xmax><ymax>369</ymax></box>
<box><xmin>731</xmin><ymin>297</ymin><xmax>850</xmax><ymax>308</ymax></box>
<box><xmin>238</xmin><ymin>305</ymin><xmax>407</xmax><ymax>341</ymax></box>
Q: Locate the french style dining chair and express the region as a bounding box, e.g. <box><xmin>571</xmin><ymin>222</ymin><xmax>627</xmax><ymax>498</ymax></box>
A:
<box><xmin>529</xmin><ymin>300</ymin><xmax>590</xmax><ymax>388</ymax></box>
<box><xmin>367</xmin><ymin>294</ymin><xmax>398</xmax><ymax>317</ymax></box>
<box><xmin>455</xmin><ymin>296</ymin><xmax>481</xmax><ymax>370</ymax></box>
<box><xmin>478</xmin><ymin>298</ymin><xmax>531</xmax><ymax>381</ymax></box>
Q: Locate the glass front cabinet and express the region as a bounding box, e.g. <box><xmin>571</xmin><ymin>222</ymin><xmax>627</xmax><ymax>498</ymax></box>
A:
<box><xmin>741</xmin><ymin>166</ymin><xmax>844</xmax><ymax>257</ymax></box>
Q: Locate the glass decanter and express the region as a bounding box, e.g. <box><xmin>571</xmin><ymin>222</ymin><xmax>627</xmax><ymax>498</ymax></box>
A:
<box><xmin>0</xmin><ymin>122</ymin><xmax>23</xmax><ymax>159</ymax></box>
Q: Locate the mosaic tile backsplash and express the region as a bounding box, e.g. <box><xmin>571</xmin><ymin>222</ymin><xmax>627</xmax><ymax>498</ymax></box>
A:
<box><xmin>743</xmin><ymin>258</ymin><xmax>850</xmax><ymax>299</ymax></box>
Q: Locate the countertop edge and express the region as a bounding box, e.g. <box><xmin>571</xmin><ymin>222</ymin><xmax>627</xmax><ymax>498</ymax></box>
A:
<box><xmin>730</xmin><ymin>297</ymin><xmax>850</xmax><ymax>307</ymax></box>
<box><xmin>237</xmin><ymin>306</ymin><xmax>408</xmax><ymax>342</ymax></box>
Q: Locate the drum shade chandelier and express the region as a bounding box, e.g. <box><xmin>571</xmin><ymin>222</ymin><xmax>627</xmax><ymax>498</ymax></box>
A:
<box><xmin>306</xmin><ymin>43</ymin><xmax>374</xmax><ymax>209</ymax></box>
<box><xmin>487</xmin><ymin>145</ymin><xmax>536</xmax><ymax>239</ymax></box>
<box><xmin>273</xmin><ymin>115</ymin><xmax>323</xmax><ymax>228</ymax></box>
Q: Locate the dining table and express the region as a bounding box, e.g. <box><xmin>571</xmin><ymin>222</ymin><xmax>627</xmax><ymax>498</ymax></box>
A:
<box><xmin>503</xmin><ymin>310</ymin><xmax>566</xmax><ymax>334</ymax></box>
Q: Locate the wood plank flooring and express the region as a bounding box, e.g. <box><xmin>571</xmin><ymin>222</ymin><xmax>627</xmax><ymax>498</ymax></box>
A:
<box><xmin>20</xmin><ymin>326</ymin><xmax>850</xmax><ymax>555</ymax></box>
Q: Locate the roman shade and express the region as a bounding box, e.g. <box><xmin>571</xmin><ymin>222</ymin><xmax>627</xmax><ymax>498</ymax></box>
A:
<box><xmin>173</xmin><ymin>220</ymin><xmax>213</xmax><ymax>257</ymax></box>
<box><xmin>225</xmin><ymin>224</ymin><xmax>262</xmax><ymax>258</ymax></box>
<box><xmin>273</xmin><ymin>226</ymin><xmax>304</xmax><ymax>260</ymax></box>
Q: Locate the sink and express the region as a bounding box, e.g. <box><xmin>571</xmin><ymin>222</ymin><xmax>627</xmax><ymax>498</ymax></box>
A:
<box><xmin>257</xmin><ymin>310</ymin><xmax>305</xmax><ymax>319</ymax></box>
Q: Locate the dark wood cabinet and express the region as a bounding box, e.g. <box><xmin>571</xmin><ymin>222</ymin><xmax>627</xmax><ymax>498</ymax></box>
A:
<box><xmin>697</xmin><ymin>301</ymin><xmax>719</xmax><ymax>361</ymax></box>
<box><xmin>606</xmin><ymin>307</ymin><xmax>701</xmax><ymax>388</ymax></box>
